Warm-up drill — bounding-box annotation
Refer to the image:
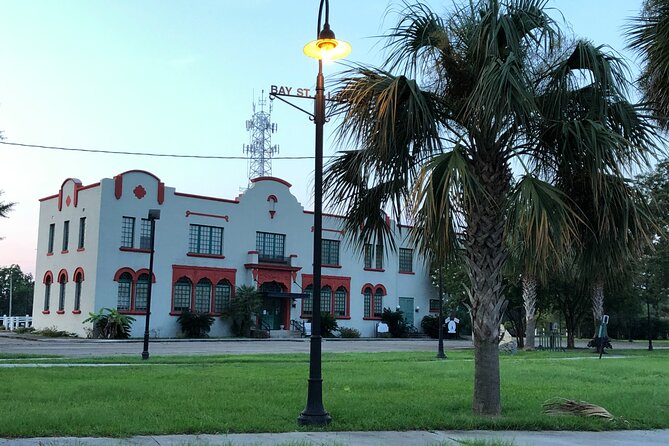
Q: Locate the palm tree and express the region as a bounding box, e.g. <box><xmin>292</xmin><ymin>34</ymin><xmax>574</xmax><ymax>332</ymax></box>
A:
<box><xmin>627</xmin><ymin>0</ymin><xmax>669</xmax><ymax>128</ymax></box>
<box><xmin>323</xmin><ymin>0</ymin><xmax>657</xmax><ymax>416</ymax></box>
<box><xmin>0</xmin><ymin>190</ymin><xmax>15</xmax><ymax>218</ymax></box>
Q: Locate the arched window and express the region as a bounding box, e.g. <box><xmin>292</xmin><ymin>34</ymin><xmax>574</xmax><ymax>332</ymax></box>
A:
<box><xmin>363</xmin><ymin>287</ymin><xmax>373</xmax><ymax>318</ymax></box>
<box><xmin>194</xmin><ymin>279</ymin><xmax>212</xmax><ymax>313</ymax></box>
<box><xmin>58</xmin><ymin>272</ymin><xmax>67</xmax><ymax>312</ymax></box>
<box><xmin>43</xmin><ymin>274</ymin><xmax>53</xmax><ymax>312</ymax></box>
<box><xmin>74</xmin><ymin>271</ymin><xmax>83</xmax><ymax>311</ymax></box>
<box><xmin>135</xmin><ymin>273</ymin><xmax>149</xmax><ymax>311</ymax></box>
<box><xmin>334</xmin><ymin>287</ymin><xmax>347</xmax><ymax>317</ymax></box>
<box><xmin>214</xmin><ymin>280</ymin><xmax>231</xmax><ymax>313</ymax></box>
<box><xmin>321</xmin><ymin>286</ymin><xmax>332</xmax><ymax>314</ymax></box>
<box><xmin>374</xmin><ymin>288</ymin><xmax>384</xmax><ymax>318</ymax></box>
<box><xmin>116</xmin><ymin>272</ymin><xmax>132</xmax><ymax>311</ymax></box>
<box><xmin>302</xmin><ymin>285</ymin><xmax>313</xmax><ymax>317</ymax></box>
<box><xmin>173</xmin><ymin>278</ymin><xmax>192</xmax><ymax>312</ymax></box>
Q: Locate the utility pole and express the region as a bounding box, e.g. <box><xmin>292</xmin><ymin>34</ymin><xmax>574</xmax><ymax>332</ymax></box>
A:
<box><xmin>8</xmin><ymin>274</ymin><xmax>12</xmax><ymax>318</ymax></box>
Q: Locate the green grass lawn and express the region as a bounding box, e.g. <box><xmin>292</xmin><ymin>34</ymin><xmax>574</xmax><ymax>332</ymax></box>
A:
<box><xmin>1</xmin><ymin>349</ymin><xmax>668</xmax><ymax>438</ymax></box>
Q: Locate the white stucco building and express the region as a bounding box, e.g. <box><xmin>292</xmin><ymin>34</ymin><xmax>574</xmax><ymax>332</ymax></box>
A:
<box><xmin>32</xmin><ymin>170</ymin><xmax>436</xmax><ymax>338</ymax></box>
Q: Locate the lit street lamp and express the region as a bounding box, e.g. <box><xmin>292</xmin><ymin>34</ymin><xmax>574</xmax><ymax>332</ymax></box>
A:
<box><xmin>141</xmin><ymin>208</ymin><xmax>160</xmax><ymax>360</ymax></box>
<box><xmin>298</xmin><ymin>0</ymin><xmax>350</xmax><ymax>427</ymax></box>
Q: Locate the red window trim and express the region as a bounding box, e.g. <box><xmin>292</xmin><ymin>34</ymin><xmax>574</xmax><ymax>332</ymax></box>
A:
<box><xmin>77</xmin><ymin>248</ymin><xmax>85</xmax><ymax>252</ymax></box>
<box><xmin>42</xmin><ymin>310</ymin><xmax>50</xmax><ymax>315</ymax></box>
<box><xmin>71</xmin><ymin>310</ymin><xmax>82</xmax><ymax>315</ymax></box>
<box><xmin>46</xmin><ymin>252</ymin><xmax>54</xmax><ymax>257</ymax></box>
<box><xmin>399</xmin><ymin>271</ymin><xmax>415</xmax><ymax>275</ymax></box>
<box><xmin>56</xmin><ymin>310</ymin><xmax>65</xmax><ymax>315</ymax></box>
<box><xmin>364</xmin><ymin>268</ymin><xmax>385</xmax><ymax>272</ymax></box>
<box><xmin>119</xmin><ymin>310</ymin><xmax>148</xmax><ymax>315</ymax></box>
<box><xmin>323</xmin><ymin>264</ymin><xmax>342</xmax><ymax>269</ymax></box>
<box><xmin>301</xmin><ymin>275</ymin><xmax>351</xmax><ymax>318</ymax></box>
<box><xmin>120</xmin><ymin>247</ymin><xmax>150</xmax><ymax>253</ymax></box>
<box><xmin>114</xmin><ymin>267</ymin><xmax>155</xmax><ymax>313</ymax></box>
<box><xmin>187</xmin><ymin>252</ymin><xmax>225</xmax><ymax>259</ymax></box>
<box><xmin>363</xmin><ymin>316</ymin><xmax>382</xmax><ymax>321</ymax></box>
<box><xmin>171</xmin><ymin>265</ymin><xmax>236</xmax><ymax>314</ymax></box>
<box><xmin>61</xmin><ymin>250</ymin><xmax>69</xmax><ymax>255</ymax></box>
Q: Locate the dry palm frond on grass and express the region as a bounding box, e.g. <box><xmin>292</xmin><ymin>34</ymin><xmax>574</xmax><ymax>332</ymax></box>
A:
<box><xmin>543</xmin><ymin>398</ymin><xmax>614</xmax><ymax>419</ymax></box>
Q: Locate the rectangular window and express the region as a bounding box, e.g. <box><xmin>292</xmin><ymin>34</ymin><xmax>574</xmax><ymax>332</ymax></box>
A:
<box><xmin>47</xmin><ymin>224</ymin><xmax>55</xmax><ymax>254</ymax></box>
<box><xmin>321</xmin><ymin>287</ymin><xmax>332</xmax><ymax>314</ymax></box>
<box><xmin>302</xmin><ymin>287</ymin><xmax>313</xmax><ymax>316</ymax></box>
<box><xmin>44</xmin><ymin>282</ymin><xmax>51</xmax><ymax>311</ymax></box>
<box><xmin>322</xmin><ymin>239</ymin><xmax>340</xmax><ymax>266</ymax></box>
<box><xmin>399</xmin><ymin>248</ymin><xmax>413</xmax><ymax>273</ymax></box>
<box><xmin>334</xmin><ymin>288</ymin><xmax>347</xmax><ymax>317</ymax></box>
<box><xmin>375</xmin><ymin>245</ymin><xmax>384</xmax><ymax>269</ymax></box>
<box><xmin>364</xmin><ymin>244</ymin><xmax>373</xmax><ymax>269</ymax></box>
<box><xmin>364</xmin><ymin>244</ymin><xmax>383</xmax><ymax>269</ymax></box>
<box><xmin>363</xmin><ymin>289</ymin><xmax>372</xmax><ymax>318</ymax></box>
<box><xmin>78</xmin><ymin>217</ymin><xmax>86</xmax><ymax>249</ymax></box>
<box><xmin>429</xmin><ymin>299</ymin><xmax>441</xmax><ymax>313</ymax></box>
<box><xmin>121</xmin><ymin>217</ymin><xmax>135</xmax><ymax>248</ymax></box>
<box><xmin>214</xmin><ymin>282</ymin><xmax>231</xmax><ymax>313</ymax></box>
<box><xmin>62</xmin><ymin>220</ymin><xmax>70</xmax><ymax>252</ymax></box>
<box><xmin>256</xmin><ymin>232</ymin><xmax>285</xmax><ymax>261</ymax></box>
<box><xmin>134</xmin><ymin>279</ymin><xmax>148</xmax><ymax>311</ymax></box>
<box><xmin>58</xmin><ymin>281</ymin><xmax>66</xmax><ymax>311</ymax></box>
<box><xmin>189</xmin><ymin>224</ymin><xmax>223</xmax><ymax>255</ymax></box>
<box><xmin>140</xmin><ymin>219</ymin><xmax>152</xmax><ymax>250</ymax></box>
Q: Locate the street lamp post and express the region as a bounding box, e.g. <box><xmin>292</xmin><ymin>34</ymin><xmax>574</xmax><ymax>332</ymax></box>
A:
<box><xmin>298</xmin><ymin>0</ymin><xmax>350</xmax><ymax>427</ymax></box>
<box><xmin>437</xmin><ymin>266</ymin><xmax>446</xmax><ymax>359</ymax></box>
<box><xmin>141</xmin><ymin>209</ymin><xmax>161</xmax><ymax>360</ymax></box>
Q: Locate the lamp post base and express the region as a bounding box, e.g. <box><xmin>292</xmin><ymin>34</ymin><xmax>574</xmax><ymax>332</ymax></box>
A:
<box><xmin>297</xmin><ymin>411</ymin><xmax>332</xmax><ymax>426</ymax></box>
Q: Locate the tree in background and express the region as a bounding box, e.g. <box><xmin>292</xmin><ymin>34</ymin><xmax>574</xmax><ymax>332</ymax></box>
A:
<box><xmin>0</xmin><ymin>265</ymin><xmax>34</xmax><ymax>316</ymax></box>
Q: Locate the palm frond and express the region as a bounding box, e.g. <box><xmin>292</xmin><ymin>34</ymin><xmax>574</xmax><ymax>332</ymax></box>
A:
<box><xmin>506</xmin><ymin>175</ymin><xmax>581</xmax><ymax>279</ymax></box>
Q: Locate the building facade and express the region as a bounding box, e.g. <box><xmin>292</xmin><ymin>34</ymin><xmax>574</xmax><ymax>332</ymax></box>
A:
<box><xmin>32</xmin><ymin>170</ymin><xmax>436</xmax><ymax>338</ymax></box>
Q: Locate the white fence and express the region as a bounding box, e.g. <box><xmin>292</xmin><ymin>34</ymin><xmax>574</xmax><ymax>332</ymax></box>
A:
<box><xmin>1</xmin><ymin>315</ymin><xmax>33</xmax><ymax>331</ymax></box>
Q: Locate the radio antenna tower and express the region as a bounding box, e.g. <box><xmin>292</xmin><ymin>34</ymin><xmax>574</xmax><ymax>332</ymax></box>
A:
<box><xmin>243</xmin><ymin>90</ymin><xmax>279</xmax><ymax>181</ymax></box>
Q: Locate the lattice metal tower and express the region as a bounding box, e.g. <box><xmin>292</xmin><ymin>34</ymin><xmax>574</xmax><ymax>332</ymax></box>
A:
<box><xmin>243</xmin><ymin>91</ymin><xmax>279</xmax><ymax>181</ymax></box>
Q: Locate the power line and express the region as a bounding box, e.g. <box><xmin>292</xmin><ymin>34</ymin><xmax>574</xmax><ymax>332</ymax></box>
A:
<box><xmin>0</xmin><ymin>141</ymin><xmax>335</xmax><ymax>160</ymax></box>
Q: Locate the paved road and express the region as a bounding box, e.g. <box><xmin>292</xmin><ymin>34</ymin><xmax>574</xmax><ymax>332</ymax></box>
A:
<box><xmin>0</xmin><ymin>332</ymin><xmax>660</xmax><ymax>357</ymax></box>
<box><xmin>0</xmin><ymin>333</ymin><xmax>474</xmax><ymax>357</ymax></box>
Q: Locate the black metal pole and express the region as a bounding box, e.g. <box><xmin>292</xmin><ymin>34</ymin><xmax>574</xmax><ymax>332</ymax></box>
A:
<box><xmin>141</xmin><ymin>217</ymin><xmax>157</xmax><ymax>360</ymax></box>
<box><xmin>298</xmin><ymin>58</ymin><xmax>331</xmax><ymax>426</ymax></box>
<box><xmin>437</xmin><ymin>266</ymin><xmax>446</xmax><ymax>359</ymax></box>
<box><xmin>647</xmin><ymin>300</ymin><xmax>653</xmax><ymax>351</ymax></box>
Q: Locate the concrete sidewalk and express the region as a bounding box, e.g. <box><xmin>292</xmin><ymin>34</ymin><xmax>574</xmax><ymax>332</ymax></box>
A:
<box><xmin>2</xmin><ymin>430</ymin><xmax>668</xmax><ymax>446</ymax></box>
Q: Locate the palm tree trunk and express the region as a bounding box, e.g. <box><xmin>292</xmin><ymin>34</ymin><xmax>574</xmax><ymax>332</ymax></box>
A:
<box><xmin>523</xmin><ymin>274</ymin><xmax>537</xmax><ymax>350</ymax></box>
<box><xmin>592</xmin><ymin>281</ymin><xmax>604</xmax><ymax>336</ymax></box>
<box><xmin>466</xmin><ymin>152</ymin><xmax>510</xmax><ymax>417</ymax></box>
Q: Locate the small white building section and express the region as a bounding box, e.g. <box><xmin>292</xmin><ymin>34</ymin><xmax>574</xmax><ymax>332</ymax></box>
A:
<box><xmin>32</xmin><ymin>170</ymin><xmax>436</xmax><ymax>338</ymax></box>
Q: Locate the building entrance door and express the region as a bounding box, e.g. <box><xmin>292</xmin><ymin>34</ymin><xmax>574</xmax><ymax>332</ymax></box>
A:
<box><xmin>261</xmin><ymin>297</ymin><xmax>284</xmax><ymax>330</ymax></box>
<box><xmin>260</xmin><ymin>281</ymin><xmax>286</xmax><ymax>330</ymax></box>
<box><xmin>399</xmin><ymin>297</ymin><xmax>414</xmax><ymax>326</ymax></box>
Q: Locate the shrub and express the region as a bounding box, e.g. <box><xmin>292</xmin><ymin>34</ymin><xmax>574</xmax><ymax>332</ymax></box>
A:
<box><xmin>381</xmin><ymin>308</ymin><xmax>410</xmax><ymax>338</ymax></box>
<box><xmin>177</xmin><ymin>309</ymin><xmax>215</xmax><ymax>338</ymax></box>
<box><xmin>338</xmin><ymin>327</ymin><xmax>361</xmax><ymax>338</ymax></box>
<box><xmin>14</xmin><ymin>326</ymin><xmax>36</xmax><ymax>335</ymax></box>
<box><xmin>36</xmin><ymin>326</ymin><xmax>76</xmax><ymax>338</ymax></box>
<box><xmin>83</xmin><ymin>308</ymin><xmax>134</xmax><ymax>339</ymax></box>
<box><xmin>320</xmin><ymin>313</ymin><xmax>339</xmax><ymax>338</ymax></box>
<box><xmin>421</xmin><ymin>315</ymin><xmax>440</xmax><ymax>339</ymax></box>
<box><xmin>222</xmin><ymin>285</ymin><xmax>262</xmax><ymax>337</ymax></box>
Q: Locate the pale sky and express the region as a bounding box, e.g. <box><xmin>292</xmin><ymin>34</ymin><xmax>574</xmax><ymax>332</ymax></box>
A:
<box><xmin>0</xmin><ymin>0</ymin><xmax>645</xmax><ymax>276</ymax></box>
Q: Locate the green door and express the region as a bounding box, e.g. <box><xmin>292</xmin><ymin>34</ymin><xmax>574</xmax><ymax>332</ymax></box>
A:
<box><xmin>399</xmin><ymin>297</ymin><xmax>414</xmax><ymax>326</ymax></box>
<box><xmin>261</xmin><ymin>297</ymin><xmax>283</xmax><ymax>330</ymax></box>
